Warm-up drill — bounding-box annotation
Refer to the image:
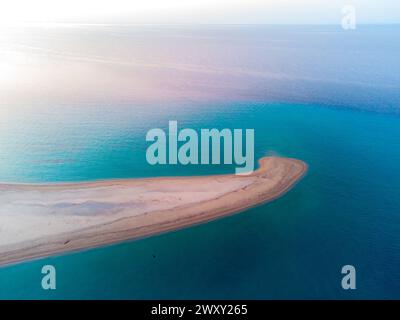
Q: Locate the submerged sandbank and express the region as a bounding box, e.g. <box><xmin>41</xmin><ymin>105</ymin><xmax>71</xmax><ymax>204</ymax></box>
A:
<box><xmin>0</xmin><ymin>157</ymin><xmax>307</xmax><ymax>266</ymax></box>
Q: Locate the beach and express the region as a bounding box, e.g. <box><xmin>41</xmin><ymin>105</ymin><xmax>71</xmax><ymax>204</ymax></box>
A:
<box><xmin>0</xmin><ymin>156</ymin><xmax>307</xmax><ymax>266</ymax></box>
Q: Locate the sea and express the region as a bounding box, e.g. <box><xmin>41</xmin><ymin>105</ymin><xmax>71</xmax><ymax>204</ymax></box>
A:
<box><xmin>0</xmin><ymin>25</ymin><xmax>399</xmax><ymax>299</ymax></box>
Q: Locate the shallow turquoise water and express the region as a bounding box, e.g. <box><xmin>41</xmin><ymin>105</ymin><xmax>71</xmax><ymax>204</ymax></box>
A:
<box><xmin>0</xmin><ymin>102</ymin><xmax>399</xmax><ymax>299</ymax></box>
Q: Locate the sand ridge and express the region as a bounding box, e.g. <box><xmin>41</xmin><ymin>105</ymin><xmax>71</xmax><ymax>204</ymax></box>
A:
<box><xmin>0</xmin><ymin>156</ymin><xmax>307</xmax><ymax>266</ymax></box>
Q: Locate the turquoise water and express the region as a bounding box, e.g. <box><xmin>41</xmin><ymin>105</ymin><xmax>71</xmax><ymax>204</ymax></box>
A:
<box><xmin>0</xmin><ymin>102</ymin><xmax>399</xmax><ymax>299</ymax></box>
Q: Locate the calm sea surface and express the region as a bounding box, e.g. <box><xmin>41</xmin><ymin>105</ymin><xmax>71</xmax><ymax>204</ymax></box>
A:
<box><xmin>0</xmin><ymin>25</ymin><xmax>399</xmax><ymax>299</ymax></box>
<box><xmin>0</xmin><ymin>102</ymin><xmax>399</xmax><ymax>299</ymax></box>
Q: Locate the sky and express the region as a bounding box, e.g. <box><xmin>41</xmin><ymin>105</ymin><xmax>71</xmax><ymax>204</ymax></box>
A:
<box><xmin>0</xmin><ymin>0</ymin><xmax>399</xmax><ymax>25</ymax></box>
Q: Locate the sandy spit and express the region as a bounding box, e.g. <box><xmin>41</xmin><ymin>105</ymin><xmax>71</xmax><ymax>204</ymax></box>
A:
<box><xmin>0</xmin><ymin>157</ymin><xmax>307</xmax><ymax>266</ymax></box>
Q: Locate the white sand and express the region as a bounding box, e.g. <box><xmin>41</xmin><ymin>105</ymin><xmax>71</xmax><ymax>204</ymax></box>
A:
<box><xmin>0</xmin><ymin>156</ymin><xmax>307</xmax><ymax>266</ymax></box>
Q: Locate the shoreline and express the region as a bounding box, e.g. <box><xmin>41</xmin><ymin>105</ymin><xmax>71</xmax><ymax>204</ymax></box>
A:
<box><xmin>0</xmin><ymin>156</ymin><xmax>307</xmax><ymax>267</ymax></box>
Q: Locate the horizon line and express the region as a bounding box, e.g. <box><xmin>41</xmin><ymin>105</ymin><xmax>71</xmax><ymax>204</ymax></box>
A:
<box><xmin>2</xmin><ymin>22</ymin><xmax>400</xmax><ymax>28</ymax></box>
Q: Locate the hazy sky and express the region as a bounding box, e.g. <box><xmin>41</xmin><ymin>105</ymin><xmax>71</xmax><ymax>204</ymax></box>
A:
<box><xmin>0</xmin><ymin>0</ymin><xmax>399</xmax><ymax>25</ymax></box>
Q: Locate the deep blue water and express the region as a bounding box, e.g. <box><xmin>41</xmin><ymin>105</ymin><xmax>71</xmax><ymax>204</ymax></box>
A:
<box><xmin>0</xmin><ymin>102</ymin><xmax>399</xmax><ymax>299</ymax></box>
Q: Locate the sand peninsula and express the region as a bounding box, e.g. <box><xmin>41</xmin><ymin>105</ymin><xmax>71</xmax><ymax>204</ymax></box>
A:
<box><xmin>0</xmin><ymin>156</ymin><xmax>307</xmax><ymax>266</ymax></box>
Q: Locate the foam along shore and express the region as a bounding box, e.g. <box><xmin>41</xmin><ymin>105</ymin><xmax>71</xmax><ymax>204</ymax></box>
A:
<box><xmin>0</xmin><ymin>157</ymin><xmax>307</xmax><ymax>266</ymax></box>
